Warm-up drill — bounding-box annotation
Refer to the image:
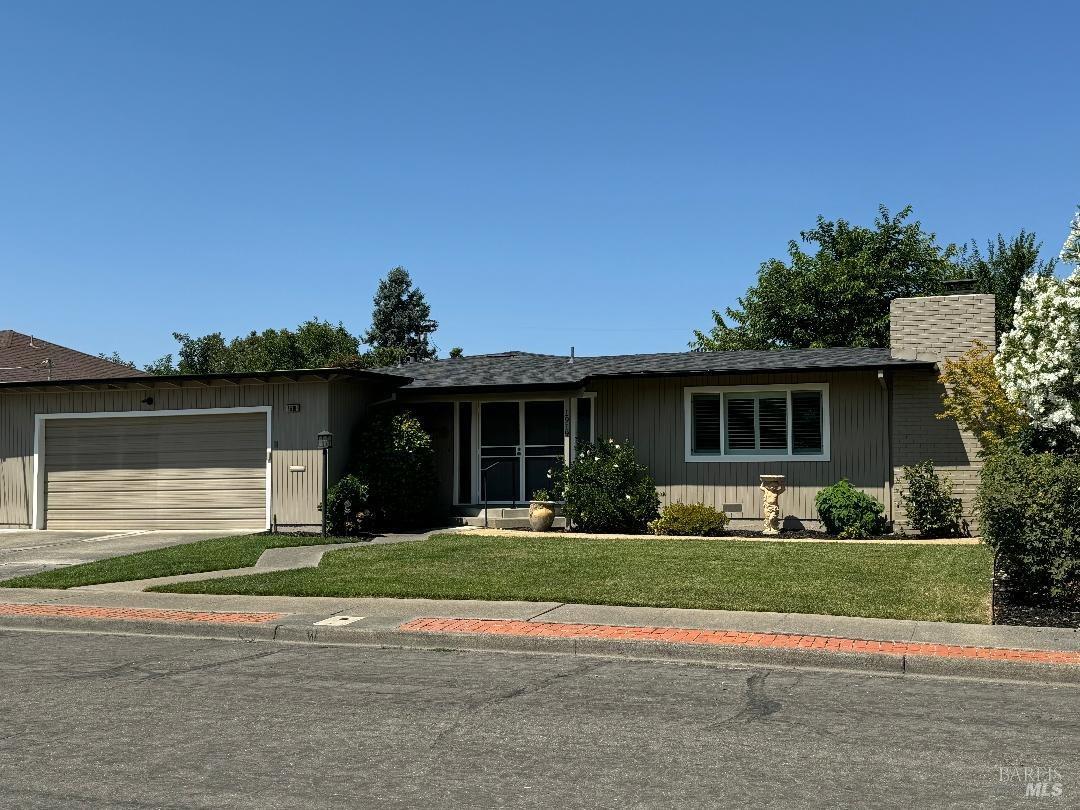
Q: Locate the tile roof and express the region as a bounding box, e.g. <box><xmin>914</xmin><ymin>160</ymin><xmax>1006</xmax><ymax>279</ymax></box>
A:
<box><xmin>380</xmin><ymin>348</ymin><xmax>934</xmax><ymax>391</ymax></box>
<box><xmin>0</xmin><ymin>330</ymin><xmax>148</xmax><ymax>383</ymax></box>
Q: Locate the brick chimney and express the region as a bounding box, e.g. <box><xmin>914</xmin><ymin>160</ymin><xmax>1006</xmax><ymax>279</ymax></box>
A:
<box><xmin>889</xmin><ymin>293</ymin><xmax>997</xmax><ymax>361</ymax></box>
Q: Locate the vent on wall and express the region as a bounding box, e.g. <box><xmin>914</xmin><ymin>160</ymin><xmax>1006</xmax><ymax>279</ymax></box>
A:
<box><xmin>723</xmin><ymin>503</ymin><xmax>743</xmax><ymax>514</ymax></box>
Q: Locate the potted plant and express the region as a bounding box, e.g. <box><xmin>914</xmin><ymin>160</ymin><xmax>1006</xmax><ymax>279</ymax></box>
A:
<box><xmin>528</xmin><ymin>488</ymin><xmax>558</xmax><ymax>532</ymax></box>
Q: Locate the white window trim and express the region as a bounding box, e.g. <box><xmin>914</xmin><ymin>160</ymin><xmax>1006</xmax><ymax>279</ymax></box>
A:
<box><xmin>683</xmin><ymin>383</ymin><xmax>830</xmax><ymax>463</ymax></box>
<box><xmin>32</xmin><ymin>406</ymin><xmax>273</xmax><ymax>530</ymax></box>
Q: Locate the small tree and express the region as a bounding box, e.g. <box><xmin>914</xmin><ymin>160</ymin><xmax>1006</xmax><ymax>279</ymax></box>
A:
<box><xmin>938</xmin><ymin>342</ymin><xmax>1027</xmax><ymax>453</ymax></box>
<box><xmin>363</xmin><ymin>267</ymin><xmax>438</xmax><ymax>362</ymax></box>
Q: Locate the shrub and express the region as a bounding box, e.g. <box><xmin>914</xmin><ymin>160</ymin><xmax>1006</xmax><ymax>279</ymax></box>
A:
<box><xmin>551</xmin><ymin>439</ymin><xmax>661</xmax><ymax>533</ymax></box>
<box><xmin>325</xmin><ymin>474</ymin><xmax>370</xmax><ymax>536</ymax></box>
<box><xmin>815</xmin><ymin>480</ymin><xmax>888</xmax><ymax>538</ymax></box>
<box><xmin>978</xmin><ymin>448</ymin><xmax>1080</xmax><ymax>597</ymax></box>
<box><xmin>899</xmin><ymin>461</ymin><xmax>965</xmax><ymax>538</ymax></box>
<box><xmin>354</xmin><ymin>409</ymin><xmax>439</xmax><ymax>528</ymax></box>
<box><xmin>649</xmin><ymin>502</ymin><xmax>729</xmax><ymax>537</ymax></box>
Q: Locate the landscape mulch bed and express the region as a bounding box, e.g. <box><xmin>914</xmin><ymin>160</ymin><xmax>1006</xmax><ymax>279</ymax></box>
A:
<box><xmin>992</xmin><ymin>556</ymin><xmax>1080</xmax><ymax>629</ymax></box>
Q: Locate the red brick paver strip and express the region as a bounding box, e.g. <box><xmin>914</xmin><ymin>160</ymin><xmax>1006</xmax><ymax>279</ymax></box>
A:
<box><xmin>399</xmin><ymin>618</ymin><xmax>1080</xmax><ymax>667</ymax></box>
<box><xmin>0</xmin><ymin>603</ymin><xmax>283</xmax><ymax>625</ymax></box>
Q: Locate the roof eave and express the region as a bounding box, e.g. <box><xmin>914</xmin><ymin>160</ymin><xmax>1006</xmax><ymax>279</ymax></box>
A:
<box><xmin>0</xmin><ymin>367</ymin><xmax>412</xmax><ymax>393</ymax></box>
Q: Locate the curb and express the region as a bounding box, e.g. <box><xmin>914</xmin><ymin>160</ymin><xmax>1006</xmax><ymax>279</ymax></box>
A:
<box><xmin>0</xmin><ymin>614</ymin><xmax>1077</xmax><ymax>685</ymax></box>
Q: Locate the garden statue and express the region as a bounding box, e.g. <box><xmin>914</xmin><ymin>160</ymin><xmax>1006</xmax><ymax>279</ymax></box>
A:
<box><xmin>759</xmin><ymin>474</ymin><xmax>786</xmax><ymax>535</ymax></box>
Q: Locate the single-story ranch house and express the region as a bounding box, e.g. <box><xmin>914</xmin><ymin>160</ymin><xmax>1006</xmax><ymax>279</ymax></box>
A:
<box><xmin>0</xmin><ymin>293</ymin><xmax>994</xmax><ymax>533</ymax></box>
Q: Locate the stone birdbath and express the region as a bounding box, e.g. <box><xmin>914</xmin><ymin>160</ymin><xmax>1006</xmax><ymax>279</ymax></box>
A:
<box><xmin>759</xmin><ymin>474</ymin><xmax>787</xmax><ymax>535</ymax></box>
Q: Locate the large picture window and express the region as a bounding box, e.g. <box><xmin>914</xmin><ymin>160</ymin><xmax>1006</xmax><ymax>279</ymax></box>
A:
<box><xmin>685</xmin><ymin>384</ymin><xmax>829</xmax><ymax>462</ymax></box>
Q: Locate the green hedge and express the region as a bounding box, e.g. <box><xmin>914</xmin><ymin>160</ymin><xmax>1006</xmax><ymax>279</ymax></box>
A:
<box><xmin>978</xmin><ymin>449</ymin><xmax>1080</xmax><ymax>596</ymax></box>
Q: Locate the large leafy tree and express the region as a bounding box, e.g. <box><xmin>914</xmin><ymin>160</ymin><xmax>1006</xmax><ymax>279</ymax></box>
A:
<box><xmin>147</xmin><ymin>318</ymin><xmax>361</xmax><ymax>374</ymax></box>
<box><xmin>692</xmin><ymin>205</ymin><xmax>958</xmax><ymax>350</ymax></box>
<box><xmin>363</xmin><ymin>266</ymin><xmax>438</xmax><ymax>362</ymax></box>
<box><xmin>959</xmin><ymin>231</ymin><xmax>1056</xmax><ymax>338</ymax></box>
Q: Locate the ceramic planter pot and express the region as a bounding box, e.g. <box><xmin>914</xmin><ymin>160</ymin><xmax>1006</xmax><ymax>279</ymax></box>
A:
<box><xmin>528</xmin><ymin>501</ymin><xmax>557</xmax><ymax>532</ymax></box>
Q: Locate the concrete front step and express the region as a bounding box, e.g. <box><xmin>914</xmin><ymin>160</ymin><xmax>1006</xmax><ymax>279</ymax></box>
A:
<box><xmin>455</xmin><ymin>514</ymin><xmax>567</xmax><ymax>530</ymax></box>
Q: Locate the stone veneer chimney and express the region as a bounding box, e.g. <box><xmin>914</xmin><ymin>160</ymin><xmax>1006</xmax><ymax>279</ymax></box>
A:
<box><xmin>889</xmin><ymin>293</ymin><xmax>997</xmax><ymax>361</ymax></box>
<box><xmin>887</xmin><ymin>292</ymin><xmax>996</xmax><ymax>534</ymax></box>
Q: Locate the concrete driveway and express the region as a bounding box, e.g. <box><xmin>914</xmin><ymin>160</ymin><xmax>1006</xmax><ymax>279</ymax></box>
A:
<box><xmin>0</xmin><ymin>529</ymin><xmax>224</xmax><ymax>581</ymax></box>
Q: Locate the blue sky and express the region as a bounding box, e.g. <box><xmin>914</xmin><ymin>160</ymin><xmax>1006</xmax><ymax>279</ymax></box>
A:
<box><xmin>1</xmin><ymin>1</ymin><xmax>1077</xmax><ymax>366</ymax></box>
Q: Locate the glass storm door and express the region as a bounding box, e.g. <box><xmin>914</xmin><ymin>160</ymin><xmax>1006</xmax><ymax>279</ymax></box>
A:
<box><xmin>479</xmin><ymin>402</ymin><xmax>521</xmax><ymax>503</ymax></box>
<box><xmin>478</xmin><ymin>400</ymin><xmax>566</xmax><ymax>503</ymax></box>
<box><xmin>523</xmin><ymin>401</ymin><xmax>565</xmax><ymax>501</ymax></box>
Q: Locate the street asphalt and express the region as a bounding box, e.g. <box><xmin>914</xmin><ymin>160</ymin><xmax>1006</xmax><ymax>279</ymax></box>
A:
<box><xmin>0</xmin><ymin>529</ymin><xmax>224</xmax><ymax>580</ymax></box>
<box><xmin>0</xmin><ymin>630</ymin><xmax>1075</xmax><ymax>808</ymax></box>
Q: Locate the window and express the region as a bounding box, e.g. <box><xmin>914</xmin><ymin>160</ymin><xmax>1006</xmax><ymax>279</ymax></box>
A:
<box><xmin>685</xmin><ymin>384</ymin><xmax>829</xmax><ymax>462</ymax></box>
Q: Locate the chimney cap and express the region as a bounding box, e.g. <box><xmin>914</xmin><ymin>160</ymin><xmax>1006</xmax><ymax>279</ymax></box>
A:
<box><xmin>943</xmin><ymin>278</ymin><xmax>978</xmax><ymax>294</ymax></box>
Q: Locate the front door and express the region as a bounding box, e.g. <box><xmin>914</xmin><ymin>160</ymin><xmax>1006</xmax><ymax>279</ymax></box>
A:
<box><xmin>478</xmin><ymin>401</ymin><xmax>566</xmax><ymax>503</ymax></box>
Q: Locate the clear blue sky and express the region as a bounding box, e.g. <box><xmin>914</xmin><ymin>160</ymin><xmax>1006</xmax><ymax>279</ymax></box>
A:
<box><xmin>2</xmin><ymin>1</ymin><xmax>1077</xmax><ymax>366</ymax></box>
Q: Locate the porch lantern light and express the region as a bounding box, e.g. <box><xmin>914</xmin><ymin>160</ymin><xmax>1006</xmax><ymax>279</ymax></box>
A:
<box><xmin>317</xmin><ymin>431</ymin><xmax>333</xmax><ymax>536</ymax></box>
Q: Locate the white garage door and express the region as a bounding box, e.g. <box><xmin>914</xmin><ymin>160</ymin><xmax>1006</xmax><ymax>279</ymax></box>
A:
<box><xmin>43</xmin><ymin>412</ymin><xmax>268</xmax><ymax>531</ymax></box>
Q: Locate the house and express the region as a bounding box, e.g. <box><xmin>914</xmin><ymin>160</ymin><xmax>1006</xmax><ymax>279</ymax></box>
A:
<box><xmin>393</xmin><ymin>293</ymin><xmax>994</xmax><ymax>531</ymax></box>
<box><xmin>0</xmin><ymin>330</ymin><xmax>143</xmax><ymax>383</ymax></box>
<box><xmin>0</xmin><ymin>292</ymin><xmax>993</xmax><ymax>533</ymax></box>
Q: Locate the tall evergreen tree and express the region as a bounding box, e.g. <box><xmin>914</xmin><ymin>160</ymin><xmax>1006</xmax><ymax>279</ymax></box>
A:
<box><xmin>362</xmin><ymin>266</ymin><xmax>438</xmax><ymax>362</ymax></box>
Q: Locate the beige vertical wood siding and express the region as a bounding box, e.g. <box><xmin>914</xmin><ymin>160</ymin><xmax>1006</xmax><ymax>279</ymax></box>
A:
<box><xmin>588</xmin><ymin>370</ymin><xmax>892</xmax><ymax>523</ymax></box>
<box><xmin>0</xmin><ymin>381</ymin><xmax>351</xmax><ymax>529</ymax></box>
<box><xmin>43</xmin><ymin>413</ymin><xmax>267</xmax><ymax>531</ymax></box>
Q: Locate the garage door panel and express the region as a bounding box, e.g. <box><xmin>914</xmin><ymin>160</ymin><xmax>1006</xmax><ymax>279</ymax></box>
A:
<box><xmin>43</xmin><ymin>413</ymin><xmax>268</xmax><ymax>531</ymax></box>
<box><xmin>47</xmin><ymin>477</ymin><xmax>266</xmax><ymax>493</ymax></box>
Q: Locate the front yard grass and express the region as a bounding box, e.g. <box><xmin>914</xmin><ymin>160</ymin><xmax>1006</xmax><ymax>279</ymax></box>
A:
<box><xmin>153</xmin><ymin>533</ymin><xmax>994</xmax><ymax>623</ymax></box>
<box><xmin>0</xmin><ymin>534</ymin><xmax>361</xmax><ymax>590</ymax></box>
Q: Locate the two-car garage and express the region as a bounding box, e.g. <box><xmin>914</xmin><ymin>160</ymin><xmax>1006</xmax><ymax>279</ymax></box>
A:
<box><xmin>0</xmin><ymin>367</ymin><xmax>404</xmax><ymax>532</ymax></box>
<box><xmin>38</xmin><ymin>409</ymin><xmax>270</xmax><ymax>532</ymax></box>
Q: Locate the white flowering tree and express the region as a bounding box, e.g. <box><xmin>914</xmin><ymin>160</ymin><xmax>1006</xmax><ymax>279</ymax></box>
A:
<box><xmin>995</xmin><ymin>206</ymin><xmax>1080</xmax><ymax>448</ymax></box>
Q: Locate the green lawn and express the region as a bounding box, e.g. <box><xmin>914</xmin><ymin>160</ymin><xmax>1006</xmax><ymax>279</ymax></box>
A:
<box><xmin>0</xmin><ymin>533</ymin><xmax>361</xmax><ymax>590</ymax></box>
<box><xmin>152</xmin><ymin>533</ymin><xmax>994</xmax><ymax>623</ymax></box>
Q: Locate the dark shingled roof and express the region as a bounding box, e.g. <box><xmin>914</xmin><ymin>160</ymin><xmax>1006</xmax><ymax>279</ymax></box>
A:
<box><xmin>380</xmin><ymin>348</ymin><xmax>934</xmax><ymax>392</ymax></box>
<box><xmin>0</xmin><ymin>330</ymin><xmax>148</xmax><ymax>383</ymax></box>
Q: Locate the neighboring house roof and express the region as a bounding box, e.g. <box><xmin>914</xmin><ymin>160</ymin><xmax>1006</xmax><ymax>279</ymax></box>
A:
<box><xmin>0</xmin><ymin>330</ymin><xmax>147</xmax><ymax>383</ymax></box>
<box><xmin>381</xmin><ymin>348</ymin><xmax>936</xmax><ymax>392</ymax></box>
<box><xmin>0</xmin><ymin>365</ymin><xmax>411</xmax><ymax>392</ymax></box>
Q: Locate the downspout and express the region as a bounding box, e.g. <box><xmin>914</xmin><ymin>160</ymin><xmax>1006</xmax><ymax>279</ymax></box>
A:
<box><xmin>880</xmin><ymin>369</ymin><xmax>894</xmax><ymax>525</ymax></box>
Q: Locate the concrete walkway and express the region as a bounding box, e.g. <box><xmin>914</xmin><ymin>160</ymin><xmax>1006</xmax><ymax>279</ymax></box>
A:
<box><xmin>0</xmin><ymin>586</ymin><xmax>1076</xmax><ymax>683</ymax></box>
<box><xmin>75</xmin><ymin>527</ymin><xmax>454</xmax><ymax>593</ymax></box>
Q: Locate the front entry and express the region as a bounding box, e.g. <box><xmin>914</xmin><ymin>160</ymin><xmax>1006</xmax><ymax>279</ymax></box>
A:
<box><xmin>479</xmin><ymin>401</ymin><xmax>565</xmax><ymax>503</ymax></box>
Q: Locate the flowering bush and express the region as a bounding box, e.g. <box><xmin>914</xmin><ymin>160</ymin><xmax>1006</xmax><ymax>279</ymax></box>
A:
<box><xmin>996</xmin><ymin>208</ymin><xmax>1080</xmax><ymax>451</ymax></box>
<box><xmin>550</xmin><ymin>439</ymin><xmax>661</xmax><ymax>533</ymax></box>
<box><xmin>1061</xmin><ymin>206</ymin><xmax>1080</xmax><ymax>264</ymax></box>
